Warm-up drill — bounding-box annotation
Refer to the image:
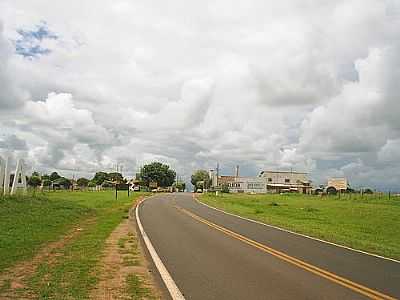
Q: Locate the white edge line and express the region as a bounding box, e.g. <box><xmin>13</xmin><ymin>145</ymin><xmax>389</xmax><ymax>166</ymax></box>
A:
<box><xmin>194</xmin><ymin>195</ymin><xmax>400</xmax><ymax>264</ymax></box>
<box><xmin>136</xmin><ymin>197</ymin><xmax>186</xmax><ymax>300</ymax></box>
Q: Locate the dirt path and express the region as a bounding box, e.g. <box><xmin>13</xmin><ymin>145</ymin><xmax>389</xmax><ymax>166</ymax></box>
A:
<box><xmin>90</xmin><ymin>207</ymin><xmax>161</xmax><ymax>300</ymax></box>
<box><xmin>0</xmin><ymin>216</ymin><xmax>97</xmax><ymax>299</ymax></box>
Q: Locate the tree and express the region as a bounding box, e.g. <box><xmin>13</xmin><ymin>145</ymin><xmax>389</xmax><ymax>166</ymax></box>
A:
<box><xmin>42</xmin><ymin>179</ymin><xmax>51</xmax><ymax>187</ymax></box>
<box><xmin>28</xmin><ymin>176</ymin><xmax>42</xmax><ymax>188</ymax></box>
<box><xmin>77</xmin><ymin>177</ymin><xmax>90</xmax><ymax>187</ymax></box>
<box><xmin>221</xmin><ymin>183</ymin><xmax>230</xmax><ymax>193</ymax></box>
<box><xmin>54</xmin><ymin>177</ymin><xmax>72</xmax><ymax>188</ymax></box>
<box><xmin>175</xmin><ymin>182</ymin><xmax>186</xmax><ymax>192</ymax></box>
<box><xmin>88</xmin><ymin>181</ymin><xmax>96</xmax><ymax>188</ymax></box>
<box><xmin>363</xmin><ymin>188</ymin><xmax>373</xmax><ymax>194</ymax></box>
<box><xmin>92</xmin><ymin>172</ymin><xmax>109</xmax><ymax>185</ymax></box>
<box><xmin>139</xmin><ymin>162</ymin><xmax>176</xmax><ymax>187</ymax></box>
<box><xmin>326</xmin><ymin>186</ymin><xmax>337</xmax><ymax>195</ymax></box>
<box><xmin>50</xmin><ymin>172</ymin><xmax>61</xmax><ymax>181</ymax></box>
<box><xmin>32</xmin><ymin>171</ymin><xmax>40</xmax><ymax>177</ymax></box>
<box><xmin>191</xmin><ymin>170</ymin><xmax>210</xmax><ymax>190</ymax></box>
<box><xmin>180</xmin><ymin>182</ymin><xmax>186</xmax><ymax>191</ymax></box>
<box><xmin>107</xmin><ymin>172</ymin><xmax>124</xmax><ymax>183</ymax></box>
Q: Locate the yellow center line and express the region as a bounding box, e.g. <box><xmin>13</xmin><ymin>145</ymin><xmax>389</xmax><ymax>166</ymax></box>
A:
<box><xmin>174</xmin><ymin>205</ymin><xmax>397</xmax><ymax>300</ymax></box>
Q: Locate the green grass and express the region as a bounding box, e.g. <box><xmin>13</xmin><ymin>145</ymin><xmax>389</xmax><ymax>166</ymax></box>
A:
<box><xmin>0</xmin><ymin>193</ymin><xmax>91</xmax><ymax>272</ymax></box>
<box><xmin>200</xmin><ymin>193</ymin><xmax>400</xmax><ymax>260</ymax></box>
<box><xmin>28</xmin><ymin>191</ymin><xmax>145</xmax><ymax>299</ymax></box>
<box><xmin>125</xmin><ymin>274</ymin><xmax>154</xmax><ymax>300</ymax></box>
<box><xmin>0</xmin><ymin>190</ymin><xmax>147</xmax><ymax>299</ymax></box>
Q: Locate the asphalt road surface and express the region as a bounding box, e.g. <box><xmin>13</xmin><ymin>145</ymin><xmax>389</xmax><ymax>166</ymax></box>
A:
<box><xmin>138</xmin><ymin>193</ymin><xmax>400</xmax><ymax>300</ymax></box>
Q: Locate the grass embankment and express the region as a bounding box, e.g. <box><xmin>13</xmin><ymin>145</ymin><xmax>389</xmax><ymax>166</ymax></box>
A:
<box><xmin>0</xmin><ymin>191</ymin><xmax>149</xmax><ymax>299</ymax></box>
<box><xmin>0</xmin><ymin>193</ymin><xmax>90</xmax><ymax>273</ymax></box>
<box><xmin>200</xmin><ymin>193</ymin><xmax>400</xmax><ymax>260</ymax></box>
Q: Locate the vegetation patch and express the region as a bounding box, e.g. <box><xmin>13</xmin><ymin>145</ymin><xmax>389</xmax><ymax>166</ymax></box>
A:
<box><xmin>90</xmin><ymin>214</ymin><xmax>158</xmax><ymax>299</ymax></box>
<box><xmin>0</xmin><ymin>191</ymin><xmax>146</xmax><ymax>299</ymax></box>
<box><xmin>125</xmin><ymin>274</ymin><xmax>154</xmax><ymax>300</ymax></box>
<box><xmin>0</xmin><ymin>193</ymin><xmax>90</xmax><ymax>273</ymax></box>
<box><xmin>200</xmin><ymin>193</ymin><xmax>400</xmax><ymax>260</ymax></box>
<box><xmin>26</xmin><ymin>191</ymin><xmax>143</xmax><ymax>299</ymax></box>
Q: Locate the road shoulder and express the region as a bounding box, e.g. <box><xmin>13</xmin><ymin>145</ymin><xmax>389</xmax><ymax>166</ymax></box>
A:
<box><xmin>90</xmin><ymin>204</ymin><xmax>162</xmax><ymax>299</ymax></box>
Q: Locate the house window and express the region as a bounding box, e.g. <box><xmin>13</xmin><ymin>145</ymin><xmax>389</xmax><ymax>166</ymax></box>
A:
<box><xmin>285</xmin><ymin>178</ymin><xmax>290</xmax><ymax>183</ymax></box>
<box><xmin>268</xmin><ymin>178</ymin><xmax>272</xmax><ymax>182</ymax></box>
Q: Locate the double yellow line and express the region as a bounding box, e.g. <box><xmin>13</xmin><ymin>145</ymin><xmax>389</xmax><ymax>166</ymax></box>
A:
<box><xmin>175</xmin><ymin>205</ymin><xmax>396</xmax><ymax>300</ymax></box>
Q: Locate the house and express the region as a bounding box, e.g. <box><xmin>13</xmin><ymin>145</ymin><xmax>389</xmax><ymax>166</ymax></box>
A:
<box><xmin>209</xmin><ymin>166</ymin><xmax>311</xmax><ymax>194</ymax></box>
<box><xmin>259</xmin><ymin>170</ymin><xmax>312</xmax><ymax>194</ymax></box>
<box><xmin>209</xmin><ymin>166</ymin><xmax>266</xmax><ymax>193</ymax></box>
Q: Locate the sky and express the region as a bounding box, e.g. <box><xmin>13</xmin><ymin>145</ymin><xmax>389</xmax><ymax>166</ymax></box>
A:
<box><xmin>0</xmin><ymin>0</ymin><xmax>400</xmax><ymax>190</ymax></box>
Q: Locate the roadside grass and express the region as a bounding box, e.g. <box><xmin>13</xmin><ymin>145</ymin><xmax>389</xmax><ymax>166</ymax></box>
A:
<box><xmin>0</xmin><ymin>193</ymin><xmax>90</xmax><ymax>273</ymax></box>
<box><xmin>25</xmin><ymin>191</ymin><xmax>146</xmax><ymax>299</ymax></box>
<box><xmin>125</xmin><ymin>274</ymin><xmax>154</xmax><ymax>300</ymax></box>
<box><xmin>199</xmin><ymin>193</ymin><xmax>400</xmax><ymax>260</ymax></box>
<box><xmin>119</xmin><ymin>233</ymin><xmax>140</xmax><ymax>266</ymax></box>
<box><xmin>0</xmin><ymin>190</ymin><xmax>147</xmax><ymax>299</ymax></box>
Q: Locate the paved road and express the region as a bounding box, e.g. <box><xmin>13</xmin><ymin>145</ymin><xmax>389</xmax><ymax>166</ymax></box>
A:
<box><xmin>138</xmin><ymin>193</ymin><xmax>400</xmax><ymax>300</ymax></box>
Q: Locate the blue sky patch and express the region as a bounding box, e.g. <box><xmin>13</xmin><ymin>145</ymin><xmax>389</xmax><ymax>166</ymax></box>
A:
<box><xmin>15</xmin><ymin>22</ymin><xmax>58</xmax><ymax>58</ymax></box>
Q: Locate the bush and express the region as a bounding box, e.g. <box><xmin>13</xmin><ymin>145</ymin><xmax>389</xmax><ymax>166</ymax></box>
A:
<box><xmin>326</xmin><ymin>186</ymin><xmax>337</xmax><ymax>195</ymax></box>
<box><xmin>221</xmin><ymin>184</ymin><xmax>230</xmax><ymax>193</ymax></box>
<box><xmin>364</xmin><ymin>188</ymin><xmax>373</xmax><ymax>194</ymax></box>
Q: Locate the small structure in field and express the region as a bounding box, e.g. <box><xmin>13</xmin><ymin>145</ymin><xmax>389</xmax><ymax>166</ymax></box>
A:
<box><xmin>327</xmin><ymin>178</ymin><xmax>349</xmax><ymax>194</ymax></box>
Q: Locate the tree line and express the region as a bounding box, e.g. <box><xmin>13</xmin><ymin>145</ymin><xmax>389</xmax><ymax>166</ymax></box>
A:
<box><xmin>23</xmin><ymin>162</ymin><xmax>180</xmax><ymax>190</ymax></box>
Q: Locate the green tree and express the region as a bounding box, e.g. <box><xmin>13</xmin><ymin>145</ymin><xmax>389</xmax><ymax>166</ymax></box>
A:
<box><xmin>54</xmin><ymin>177</ymin><xmax>72</xmax><ymax>188</ymax></box>
<box><xmin>191</xmin><ymin>170</ymin><xmax>210</xmax><ymax>190</ymax></box>
<box><xmin>92</xmin><ymin>172</ymin><xmax>108</xmax><ymax>185</ymax></box>
<box><xmin>77</xmin><ymin>177</ymin><xmax>90</xmax><ymax>187</ymax></box>
<box><xmin>28</xmin><ymin>176</ymin><xmax>42</xmax><ymax>188</ymax></box>
<box><xmin>139</xmin><ymin>162</ymin><xmax>176</xmax><ymax>187</ymax></box>
<box><xmin>108</xmin><ymin>172</ymin><xmax>124</xmax><ymax>183</ymax></box>
<box><xmin>42</xmin><ymin>179</ymin><xmax>51</xmax><ymax>187</ymax></box>
<box><xmin>88</xmin><ymin>181</ymin><xmax>96</xmax><ymax>188</ymax></box>
<box><xmin>175</xmin><ymin>182</ymin><xmax>186</xmax><ymax>192</ymax></box>
<box><xmin>50</xmin><ymin>172</ymin><xmax>61</xmax><ymax>181</ymax></box>
<box><xmin>32</xmin><ymin>171</ymin><xmax>40</xmax><ymax>177</ymax></box>
<box><xmin>221</xmin><ymin>183</ymin><xmax>230</xmax><ymax>193</ymax></box>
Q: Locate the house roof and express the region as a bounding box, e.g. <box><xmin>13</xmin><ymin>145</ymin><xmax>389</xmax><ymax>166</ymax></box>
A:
<box><xmin>261</xmin><ymin>170</ymin><xmax>308</xmax><ymax>175</ymax></box>
<box><xmin>267</xmin><ymin>183</ymin><xmax>312</xmax><ymax>188</ymax></box>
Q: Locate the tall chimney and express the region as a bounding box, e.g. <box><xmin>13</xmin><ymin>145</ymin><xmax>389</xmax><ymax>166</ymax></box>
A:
<box><xmin>235</xmin><ymin>165</ymin><xmax>239</xmax><ymax>178</ymax></box>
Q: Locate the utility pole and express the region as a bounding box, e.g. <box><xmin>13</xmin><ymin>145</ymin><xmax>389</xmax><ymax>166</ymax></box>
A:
<box><xmin>216</xmin><ymin>162</ymin><xmax>220</xmax><ymax>187</ymax></box>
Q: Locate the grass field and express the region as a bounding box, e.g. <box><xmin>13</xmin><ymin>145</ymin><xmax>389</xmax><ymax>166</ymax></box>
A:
<box><xmin>0</xmin><ymin>190</ymin><xmax>150</xmax><ymax>299</ymax></box>
<box><xmin>200</xmin><ymin>193</ymin><xmax>400</xmax><ymax>260</ymax></box>
<box><xmin>0</xmin><ymin>193</ymin><xmax>90</xmax><ymax>273</ymax></box>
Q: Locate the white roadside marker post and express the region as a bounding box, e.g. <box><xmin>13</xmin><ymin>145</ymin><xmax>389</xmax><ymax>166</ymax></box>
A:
<box><xmin>3</xmin><ymin>157</ymin><xmax>10</xmax><ymax>195</ymax></box>
<box><xmin>0</xmin><ymin>157</ymin><xmax>4</xmax><ymax>196</ymax></box>
<box><xmin>11</xmin><ymin>159</ymin><xmax>27</xmax><ymax>195</ymax></box>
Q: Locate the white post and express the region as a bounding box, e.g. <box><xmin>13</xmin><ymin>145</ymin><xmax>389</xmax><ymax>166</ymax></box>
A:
<box><xmin>0</xmin><ymin>156</ymin><xmax>4</xmax><ymax>195</ymax></box>
<box><xmin>3</xmin><ymin>157</ymin><xmax>10</xmax><ymax>195</ymax></box>
<box><xmin>11</xmin><ymin>159</ymin><xmax>27</xmax><ymax>195</ymax></box>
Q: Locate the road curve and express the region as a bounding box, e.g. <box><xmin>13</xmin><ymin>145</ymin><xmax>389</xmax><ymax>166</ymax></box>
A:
<box><xmin>138</xmin><ymin>193</ymin><xmax>400</xmax><ymax>300</ymax></box>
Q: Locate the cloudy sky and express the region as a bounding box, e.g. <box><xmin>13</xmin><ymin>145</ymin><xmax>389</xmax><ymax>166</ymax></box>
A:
<box><xmin>1</xmin><ymin>0</ymin><xmax>400</xmax><ymax>190</ymax></box>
